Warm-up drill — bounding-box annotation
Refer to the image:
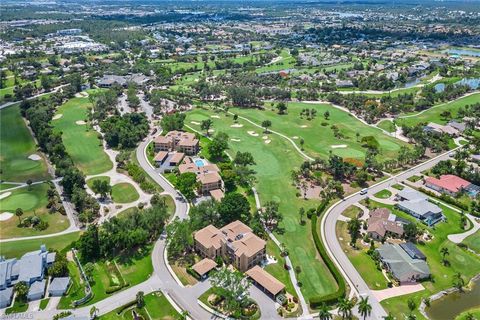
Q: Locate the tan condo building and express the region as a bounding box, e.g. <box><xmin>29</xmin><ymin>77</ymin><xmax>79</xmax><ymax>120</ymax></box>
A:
<box><xmin>154</xmin><ymin>131</ymin><xmax>199</xmax><ymax>155</ymax></box>
<box><xmin>194</xmin><ymin>221</ymin><xmax>266</xmax><ymax>272</ymax></box>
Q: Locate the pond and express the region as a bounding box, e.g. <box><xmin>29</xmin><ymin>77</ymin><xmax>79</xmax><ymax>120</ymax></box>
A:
<box><xmin>444</xmin><ymin>49</ymin><xmax>480</xmax><ymax>57</ymax></box>
<box><xmin>426</xmin><ymin>277</ymin><xmax>480</xmax><ymax>320</ymax></box>
<box><xmin>434</xmin><ymin>78</ymin><xmax>480</xmax><ymax>92</ymax></box>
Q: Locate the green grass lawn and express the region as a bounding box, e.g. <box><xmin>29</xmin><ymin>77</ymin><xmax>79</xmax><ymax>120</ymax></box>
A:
<box><xmin>376</xmin><ymin>120</ymin><xmax>396</xmax><ymax>133</ymax></box>
<box><xmin>456</xmin><ymin>308</ymin><xmax>480</xmax><ymax>320</ymax></box>
<box><xmin>86</xmin><ymin>176</ymin><xmax>111</xmax><ymax>189</ymax></box>
<box><xmin>39</xmin><ymin>298</ymin><xmax>50</xmax><ymax>310</ymax></box>
<box><xmin>265</xmin><ymin>240</ymin><xmax>297</xmax><ymax>299</ymax></box>
<box><xmin>111</xmin><ymin>183</ymin><xmax>140</xmax><ymax>203</ymax></box>
<box><xmin>0</xmin><ymin>182</ymin><xmax>69</xmax><ymax>238</ymax></box>
<box><xmin>341</xmin><ymin>205</ymin><xmax>362</xmax><ymax>219</ymax></box>
<box><xmin>397</xmin><ymin>93</ymin><xmax>480</xmax><ymax>127</ymax></box>
<box><xmin>185</xmin><ymin>108</ymin><xmax>338</xmax><ymax>303</ymax></box>
<box><xmin>5</xmin><ymin>299</ymin><xmax>28</xmax><ymax>315</ymax></box>
<box><xmin>58</xmin><ymin>260</ymin><xmax>86</xmax><ymax>309</ymax></box>
<box><xmin>100</xmin><ymin>291</ymin><xmax>180</xmax><ymax>320</ymax></box>
<box><xmin>0</xmin><ymin>183</ymin><xmax>17</xmax><ymax>191</ymax></box>
<box><xmin>391</xmin><ymin>184</ymin><xmax>405</xmax><ymax>190</ymax></box>
<box><xmin>336</xmin><ymin>221</ymin><xmax>389</xmax><ymax>290</ymax></box>
<box><xmin>232</xmin><ymin>102</ymin><xmax>407</xmax><ymax>161</ymax></box>
<box><xmin>59</xmin><ymin>245</ymin><xmax>153</xmax><ymax>309</ymax></box>
<box><xmin>53</xmin><ymin>97</ymin><xmax>112</xmax><ymax>175</ymax></box>
<box><xmin>366</xmin><ymin>199</ymin><xmax>480</xmax><ymax>319</ymax></box>
<box><xmin>374</xmin><ymin>189</ymin><xmax>392</xmax><ymax>199</ymax></box>
<box><xmin>463</xmin><ymin>230</ymin><xmax>480</xmax><ymax>253</ymax></box>
<box><xmin>0</xmin><ymin>105</ymin><xmax>49</xmax><ymax>182</ymax></box>
<box><xmin>0</xmin><ymin>231</ymin><xmax>81</xmax><ymax>258</ymax></box>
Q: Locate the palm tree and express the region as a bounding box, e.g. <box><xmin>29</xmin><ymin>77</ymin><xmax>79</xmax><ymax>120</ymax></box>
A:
<box><xmin>358</xmin><ymin>296</ymin><xmax>372</xmax><ymax>320</ymax></box>
<box><xmin>318</xmin><ymin>302</ymin><xmax>332</xmax><ymax>320</ymax></box>
<box><xmin>15</xmin><ymin>208</ymin><xmax>24</xmax><ymax>224</ymax></box>
<box><xmin>338</xmin><ymin>297</ymin><xmax>354</xmax><ymax>319</ymax></box>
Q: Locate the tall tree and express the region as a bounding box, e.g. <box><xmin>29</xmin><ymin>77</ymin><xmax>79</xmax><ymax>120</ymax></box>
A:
<box><xmin>209</xmin><ymin>268</ymin><xmax>251</xmax><ymax>315</ymax></box>
<box><xmin>358</xmin><ymin>296</ymin><xmax>372</xmax><ymax>320</ymax></box>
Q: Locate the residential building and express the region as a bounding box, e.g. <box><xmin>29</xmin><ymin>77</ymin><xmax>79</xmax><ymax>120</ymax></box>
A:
<box><xmin>366</xmin><ymin>208</ymin><xmax>406</xmax><ymax>240</ymax></box>
<box><xmin>395</xmin><ymin>188</ymin><xmax>443</xmax><ymax>226</ymax></box>
<box><xmin>0</xmin><ymin>287</ymin><xmax>13</xmax><ymax>308</ymax></box>
<box><xmin>376</xmin><ymin>242</ymin><xmax>430</xmax><ymax>283</ymax></box>
<box><xmin>97</xmin><ymin>73</ymin><xmax>150</xmax><ymax>88</ymax></box>
<box><xmin>48</xmin><ymin>277</ymin><xmax>71</xmax><ymax>297</ymax></box>
<box><xmin>424</xmin><ymin>122</ymin><xmax>459</xmax><ymax>137</ymax></box>
<box><xmin>27</xmin><ymin>280</ymin><xmax>46</xmax><ymax>301</ymax></box>
<box><xmin>153</xmin><ymin>131</ymin><xmax>199</xmax><ymax>155</ymax></box>
<box><xmin>194</xmin><ymin>221</ymin><xmax>266</xmax><ymax>272</ymax></box>
<box><xmin>0</xmin><ymin>245</ymin><xmax>56</xmax><ymax>302</ymax></box>
<box><xmin>198</xmin><ymin>172</ymin><xmax>224</xmax><ymax>194</ymax></box>
<box><xmin>425</xmin><ymin>174</ymin><xmax>472</xmax><ymax>196</ymax></box>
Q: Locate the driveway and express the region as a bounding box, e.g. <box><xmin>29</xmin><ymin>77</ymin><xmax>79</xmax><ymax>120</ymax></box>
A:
<box><xmin>372</xmin><ymin>283</ymin><xmax>425</xmax><ymax>302</ymax></box>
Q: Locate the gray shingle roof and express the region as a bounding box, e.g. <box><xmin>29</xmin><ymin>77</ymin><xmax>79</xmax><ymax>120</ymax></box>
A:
<box><xmin>397</xmin><ymin>188</ymin><xmax>427</xmax><ymax>202</ymax></box>
<box><xmin>377</xmin><ymin>243</ymin><xmax>430</xmax><ymax>282</ymax></box>
<box><xmin>0</xmin><ymin>287</ymin><xmax>13</xmax><ymax>305</ymax></box>
<box><xmin>397</xmin><ymin>198</ymin><xmax>442</xmax><ymax>218</ymax></box>
<box><xmin>18</xmin><ymin>253</ymin><xmax>44</xmax><ymax>283</ymax></box>
<box><xmin>28</xmin><ymin>279</ymin><xmax>46</xmax><ymax>297</ymax></box>
<box><xmin>49</xmin><ymin>277</ymin><xmax>71</xmax><ymax>294</ymax></box>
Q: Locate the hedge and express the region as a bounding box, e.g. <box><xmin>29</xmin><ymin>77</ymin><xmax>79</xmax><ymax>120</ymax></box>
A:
<box><xmin>418</xmin><ymin>187</ymin><xmax>469</xmax><ymax>211</ymax></box>
<box><xmin>309</xmin><ymin>213</ymin><xmax>346</xmax><ymax>308</ymax></box>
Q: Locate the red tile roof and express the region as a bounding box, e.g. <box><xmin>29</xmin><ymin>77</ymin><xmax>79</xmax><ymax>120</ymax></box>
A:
<box><xmin>425</xmin><ymin>174</ymin><xmax>471</xmax><ymax>194</ymax></box>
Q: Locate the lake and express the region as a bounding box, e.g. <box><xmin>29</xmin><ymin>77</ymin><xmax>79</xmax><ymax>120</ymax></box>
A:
<box><xmin>434</xmin><ymin>78</ymin><xmax>480</xmax><ymax>92</ymax></box>
<box><xmin>445</xmin><ymin>49</ymin><xmax>480</xmax><ymax>57</ymax></box>
<box><xmin>426</xmin><ymin>277</ymin><xmax>480</xmax><ymax>320</ymax></box>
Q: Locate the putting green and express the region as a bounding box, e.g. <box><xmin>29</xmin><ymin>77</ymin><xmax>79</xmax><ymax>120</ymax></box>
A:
<box><xmin>0</xmin><ymin>105</ymin><xmax>49</xmax><ymax>182</ymax></box>
<box><xmin>0</xmin><ymin>183</ymin><xmax>69</xmax><ymax>239</ymax></box>
<box><xmin>53</xmin><ymin>97</ymin><xmax>113</xmax><ymax>175</ymax></box>
<box><xmin>111</xmin><ymin>183</ymin><xmax>140</xmax><ymax>203</ymax></box>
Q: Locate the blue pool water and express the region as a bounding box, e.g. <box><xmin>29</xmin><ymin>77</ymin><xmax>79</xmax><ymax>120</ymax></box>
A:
<box><xmin>195</xmin><ymin>159</ymin><xmax>206</xmax><ymax>167</ymax></box>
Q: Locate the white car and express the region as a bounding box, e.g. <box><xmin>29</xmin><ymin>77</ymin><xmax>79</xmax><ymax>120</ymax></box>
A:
<box><xmin>360</xmin><ymin>188</ymin><xmax>368</xmax><ymax>195</ymax></box>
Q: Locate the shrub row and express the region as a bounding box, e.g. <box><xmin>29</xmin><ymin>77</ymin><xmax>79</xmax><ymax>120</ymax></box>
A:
<box><xmin>187</xmin><ymin>267</ymin><xmax>201</xmax><ymax>280</ymax></box>
<box><xmin>309</xmin><ymin>213</ymin><xmax>346</xmax><ymax>308</ymax></box>
<box><xmin>418</xmin><ymin>187</ymin><xmax>469</xmax><ymax>211</ymax></box>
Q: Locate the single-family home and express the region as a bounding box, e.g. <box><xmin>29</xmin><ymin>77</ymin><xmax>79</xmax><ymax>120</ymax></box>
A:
<box><xmin>424</xmin><ymin>122</ymin><xmax>459</xmax><ymax>137</ymax></box>
<box><xmin>376</xmin><ymin>242</ymin><xmax>430</xmax><ymax>283</ymax></box>
<box><xmin>425</xmin><ymin>174</ymin><xmax>472</xmax><ymax>196</ymax></box>
<box><xmin>396</xmin><ymin>188</ymin><xmax>443</xmax><ymax>226</ymax></box>
<box><xmin>367</xmin><ymin>208</ymin><xmax>406</xmax><ymax>241</ymax></box>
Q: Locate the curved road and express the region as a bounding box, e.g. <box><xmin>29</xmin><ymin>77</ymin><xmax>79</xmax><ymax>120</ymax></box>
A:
<box><xmin>321</xmin><ymin>147</ymin><xmax>461</xmax><ymax>319</ymax></box>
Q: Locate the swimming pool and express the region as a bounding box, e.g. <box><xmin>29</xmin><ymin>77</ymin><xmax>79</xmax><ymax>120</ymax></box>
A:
<box><xmin>194</xmin><ymin>158</ymin><xmax>207</xmax><ymax>167</ymax></box>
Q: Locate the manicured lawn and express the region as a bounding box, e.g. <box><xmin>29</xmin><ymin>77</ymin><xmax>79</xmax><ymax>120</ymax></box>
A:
<box><xmin>185</xmin><ymin>108</ymin><xmax>338</xmax><ymax>303</ymax></box>
<box><xmin>58</xmin><ymin>260</ymin><xmax>86</xmax><ymax>309</ymax></box>
<box><xmin>0</xmin><ymin>182</ymin><xmax>69</xmax><ymax>239</ymax></box>
<box><xmin>171</xmin><ymin>262</ymin><xmax>198</xmax><ymax>286</ymax></box>
<box><xmin>100</xmin><ymin>291</ymin><xmax>180</xmax><ymax>320</ymax></box>
<box><xmin>463</xmin><ymin>230</ymin><xmax>480</xmax><ymax>253</ymax></box>
<box><xmin>0</xmin><ymin>104</ymin><xmax>49</xmax><ymax>182</ymax></box>
<box><xmin>366</xmin><ymin>199</ymin><xmax>480</xmax><ymax>319</ymax></box>
<box><xmin>232</xmin><ymin>102</ymin><xmax>408</xmax><ymax>161</ymax></box>
<box><xmin>336</xmin><ymin>221</ymin><xmax>389</xmax><ymax>290</ymax></box>
<box><xmin>53</xmin><ymin>97</ymin><xmax>112</xmax><ymax>175</ymax></box>
<box><xmin>0</xmin><ymin>231</ymin><xmax>81</xmax><ymax>258</ymax></box>
<box><xmin>0</xmin><ymin>183</ymin><xmax>17</xmax><ymax>191</ymax></box>
<box><xmin>456</xmin><ymin>308</ymin><xmax>480</xmax><ymax>320</ymax></box>
<box><xmin>86</xmin><ymin>176</ymin><xmax>111</xmax><ymax>189</ymax></box>
<box><xmin>374</xmin><ymin>189</ymin><xmax>392</xmax><ymax>199</ymax></box>
<box><xmin>397</xmin><ymin>93</ymin><xmax>480</xmax><ymax>127</ymax></box>
<box><xmin>391</xmin><ymin>184</ymin><xmax>405</xmax><ymax>190</ymax></box>
<box><xmin>5</xmin><ymin>299</ymin><xmax>28</xmax><ymax>315</ymax></box>
<box><xmin>341</xmin><ymin>205</ymin><xmax>362</xmax><ymax>219</ymax></box>
<box><xmin>407</xmin><ymin>175</ymin><xmax>422</xmax><ymax>182</ymax></box>
<box><xmin>265</xmin><ymin>240</ymin><xmax>298</xmax><ymax>299</ymax></box>
<box><xmin>111</xmin><ymin>183</ymin><xmax>140</xmax><ymax>203</ymax></box>
<box><xmin>376</xmin><ymin>120</ymin><xmax>396</xmax><ymax>133</ymax></box>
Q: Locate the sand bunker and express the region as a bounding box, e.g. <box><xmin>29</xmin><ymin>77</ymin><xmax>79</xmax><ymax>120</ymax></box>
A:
<box><xmin>0</xmin><ymin>192</ymin><xmax>12</xmax><ymax>200</ymax></box>
<box><xmin>331</xmin><ymin>144</ymin><xmax>347</xmax><ymax>149</ymax></box>
<box><xmin>28</xmin><ymin>154</ymin><xmax>41</xmax><ymax>161</ymax></box>
<box><xmin>230</xmin><ymin>124</ymin><xmax>243</xmax><ymax>128</ymax></box>
<box><xmin>190</xmin><ymin>121</ymin><xmax>201</xmax><ymax>125</ymax></box>
<box><xmin>211</xmin><ymin>115</ymin><xmax>221</xmax><ymax>119</ymax></box>
<box><xmin>76</xmin><ymin>120</ymin><xmax>87</xmax><ymax>125</ymax></box>
<box><xmin>292</xmin><ymin>136</ymin><xmax>299</xmax><ymax>139</ymax></box>
<box><xmin>300</xmin><ymin>125</ymin><xmax>308</xmax><ymax>128</ymax></box>
<box><xmin>262</xmin><ymin>136</ymin><xmax>268</xmax><ymax>140</ymax></box>
<box><xmin>52</xmin><ymin>114</ymin><xmax>63</xmax><ymax>120</ymax></box>
<box><xmin>230</xmin><ymin>138</ymin><xmax>241</xmax><ymax>142</ymax></box>
<box><xmin>208</xmin><ymin>129</ymin><xmax>215</xmax><ymax>133</ymax></box>
<box><xmin>247</xmin><ymin>131</ymin><xmax>259</xmax><ymax>137</ymax></box>
<box><xmin>264</xmin><ymin>140</ymin><xmax>271</xmax><ymax>144</ymax></box>
<box><xmin>0</xmin><ymin>212</ymin><xmax>13</xmax><ymax>221</ymax></box>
